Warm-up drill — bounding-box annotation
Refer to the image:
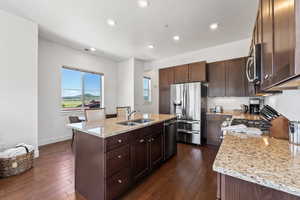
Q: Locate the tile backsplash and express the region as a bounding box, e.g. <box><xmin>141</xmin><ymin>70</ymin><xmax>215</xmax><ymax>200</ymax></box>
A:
<box><xmin>208</xmin><ymin>97</ymin><xmax>251</xmax><ymax>111</ymax></box>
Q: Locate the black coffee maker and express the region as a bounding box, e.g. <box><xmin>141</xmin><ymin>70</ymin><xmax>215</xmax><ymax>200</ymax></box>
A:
<box><xmin>249</xmin><ymin>98</ymin><xmax>261</xmax><ymax>115</ymax></box>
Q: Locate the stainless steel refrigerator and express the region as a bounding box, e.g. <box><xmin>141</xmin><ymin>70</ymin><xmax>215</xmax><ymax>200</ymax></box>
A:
<box><xmin>170</xmin><ymin>82</ymin><xmax>207</xmax><ymax>145</ymax></box>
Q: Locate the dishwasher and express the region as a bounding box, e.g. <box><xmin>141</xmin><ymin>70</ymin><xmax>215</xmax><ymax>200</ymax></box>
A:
<box><xmin>164</xmin><ymin>119</ymin><xmax>178</xmax><ymax>160</ymax></box>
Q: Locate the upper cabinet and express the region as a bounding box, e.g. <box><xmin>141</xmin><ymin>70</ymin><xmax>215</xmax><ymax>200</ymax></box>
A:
<box><xmin>208</xmin><ymin>61</ymin><xmax>226</xmax><ymax>97</ymax></box>
<box><xmin>174</xmin><ymin>65</ymin><xmax>189</xmax><ymax>84</ymax></box>
<box><xmin>208</xmin><ymin>57</ymin><xmax>248</xmax><ymax>97</ymax></box>
<box><xmin>159</xmin><ymin>68</ymin><xmax>174</xmax><ymax>89</ymax></box>
<box><xmin>253</xmin><ymin>0</ymin><xmax>300</xmax><ymax>90</ymax></box>
<box><xmin>188</xmin><ymin>61</ymin><xmax>207</xmax><ymax>82</ymax></box>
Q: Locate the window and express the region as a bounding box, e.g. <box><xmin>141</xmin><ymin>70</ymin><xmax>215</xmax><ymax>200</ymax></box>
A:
<box><xmin>143</xmin><ymin>77</ymin><xmax>151</xmax><ymax>102</ymax></box>
<box><xmin>61</xmin><ymin>67</ymin><xmax>104</xmax><ymax>110</ymax></box>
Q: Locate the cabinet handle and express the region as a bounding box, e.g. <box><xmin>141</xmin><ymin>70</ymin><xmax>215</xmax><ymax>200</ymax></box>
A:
<box><xmin>219</xmin><ymin>136</ymin><xmax>224</xmax><ymax>140</ymax></box>
<box><xmin>118</xmin><ymin>179</ymin><xmax>122</xmax><ymax>184</ymax></box>
<box><xmin>139</xmin><ymin>139</ymin><xmax>145</xmax><ymax>143</ymax></box>
<box><xmin>117</xmin><ymin>155</ymin><xmax>122</xmax><ymax>159</ymax></box>
<box><xmin>152</xmin><ymin>138</ymin><xmax>155</xmax><ymax>142</ymax></box>
<box><xmin>117</xmin><ymin>139</ymin><xmax>122</xmax><ymax>143</ymax></box>
<box><xmin>148</xmin><ymin>139</ymin><xmax>152</xmax><ymax>143</ymax></box>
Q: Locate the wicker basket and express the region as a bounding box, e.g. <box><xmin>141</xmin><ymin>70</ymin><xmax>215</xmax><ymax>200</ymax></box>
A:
<box><xmin>0</xmin><ymin>146</ymin><xmax>34</xmax><ymax>178</ymax></box>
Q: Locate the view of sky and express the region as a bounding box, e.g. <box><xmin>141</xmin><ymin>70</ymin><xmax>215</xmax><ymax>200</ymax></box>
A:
<box><xmin>61</xmin><ymin>68</ymin><xmax>102</xmax><ymax>97</ymax></box>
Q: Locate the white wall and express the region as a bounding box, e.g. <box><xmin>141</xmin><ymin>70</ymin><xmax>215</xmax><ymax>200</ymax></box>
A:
<box><xmin>117</xmin><ymin>58</ymin><xmax>135</xmax><ymax>109</ymax></box>
<box><xmin>207</xmin><ymin>97</ymin><xmax>252</xmax><ymax>111</ymax></box>
<box><xmin>38</xmin><ymin>39</ymin><xmax>118</xmax><ymax>146</ymax></box>
<box><xmin>134</xmin><ymin>59</ymin><xmax>146</xmax><ymax>112</ymax></box>
<box><xmin>143</xmin><ymin>38</ymin><xmax>251</xmax><ymax>113</ymax></box>
<box><xmin>0</xmin><ymin>10</ymin><xmax>38</xmax><ymax>155</ymax></box>
<box><xmin>265</xmin><ymin>90</ymin><xmax>300</xmax><ymax>121</ymax></box>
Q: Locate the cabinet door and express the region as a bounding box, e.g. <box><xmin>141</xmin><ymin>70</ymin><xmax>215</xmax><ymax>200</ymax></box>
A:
<box><xmin>159</xmin><ymin>68</ymin><xmax>174</xmax><ymax>89</ymax></box>
<box><xmin>188</xmin><ymin>61</ymin><xmax>207</xmax><ymax>82</ymax></box>
<box><xmin>272</xmin><ymin>0</ymin><xmax>295</xmax><ymax>83</ymax></box>
<box><xmin>149</xmin><ymin>131</ymin><xmax>164</xmax><ymax>169</ymax></box>
<box><xmin>206</xmin><ymin>115</ymin><xmax>230</xmax><ymax>146</ymax></box>
<box><xmin>174</xmin><ymin>65</ymin><xmax>189</xmax><ymax>84</ymax></box>
<box><xmin>226</xmin><ymin>58</ymin><xmax>246</xmax><ymax>97</ymax></box>
<box><xmin>159</xmin><ymin>88</ymin><xmax>171</xmax><ymax>114</ymax></box>
<box><xmin>208</xmin><ymin>61</ymin><xmax>226</xmax><ymax>97</ymax></box>
<box><xmin>131</xmin><ymin>136</ymin><xmax>150</xmax><ymax>182</ymax></box>
<box><xmin>261</xmin><ymin>0</ymin><xmax>274</xmax><ymax>89</ymax></box>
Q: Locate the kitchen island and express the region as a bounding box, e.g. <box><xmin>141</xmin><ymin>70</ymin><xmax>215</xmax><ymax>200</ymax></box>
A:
<box><xmin>213</xmin><ymin>131</ymin><xmax>300</xmax><ymax>200</ymax></box>
<box><xmin>67</xmin><ymin>113</ymin><xmax>176</xmax><ymax>200</ymax></box>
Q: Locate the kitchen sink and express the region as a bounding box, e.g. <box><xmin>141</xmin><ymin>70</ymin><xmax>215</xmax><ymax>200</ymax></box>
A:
<box><xmin>117</xmin><ymin>121</ymin><xmax>140</xmax><ymax>126</ymax></box>
<box><xmin>132</xmin><ymin>119</ymin><xmax>154</xmax><ymax>124</ymax></box>
<box><xmin>117</xmin><ymin>119</ymin><xmax>154</xmax><ymax>126</ymax></box>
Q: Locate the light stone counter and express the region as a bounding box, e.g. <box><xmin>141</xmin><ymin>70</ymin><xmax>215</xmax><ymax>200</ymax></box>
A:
<box><xmin>213</xmin><ymin>132</ymin><xmax>300</xmax><ymax>197</ymax></box>
<box><xmin>207</xmin><ymin>110</ymin><xmax>261</xmax><ymax>120</ymax></box>
<box><xmin>67</xmin><ymin>113</ymin><xmax>176</xmax><ymax>138</ymax></box>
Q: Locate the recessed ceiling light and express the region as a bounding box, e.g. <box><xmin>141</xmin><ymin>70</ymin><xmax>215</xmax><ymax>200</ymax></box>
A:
<box><xmin>173</xmin><ymin>35</ymin><xmax>180</xmax><ymax>41</ymax></box>
<box><xmin>210</xmin><ymin>23</ymin><xmax>219</xmax><ymax>30</ymax></box>
<box><xmin>84</xmin><ymin>48</ymin><xmax>96</xmax><ymax>52</ymax></box>
<box><xmin>107</xmin><ymin>19</ymin><xmax>116</xmax><ymax>27</ymax></box>
<box><xmin>89</xmin><ymin>47</ymin><xmax>97</xmax><ymax>52</ymax></box>
<box><xmin>147</xmin><ymin>44</ymin><xmax>154</xmax><ymax>49</ymax></box>
<box><xmin>138</xmin><ymin>0</ymin><xmax>149</xmax><ymax>8</ymax></box>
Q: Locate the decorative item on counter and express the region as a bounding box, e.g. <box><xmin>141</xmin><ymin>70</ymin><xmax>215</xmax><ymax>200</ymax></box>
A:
<box><xmin>289</xmin><ymin>121</ymin><xmax>300</xmax><ymax>146</ymax></box>
<box><xmin>260</xmin><ymin>105</ymin><xmax>289</xmax><ymax>140</ymax></box>
<box><xmin>0</xmin><ymin>143</ymin><xmax>34</xmax><ymax>178</ymax></box>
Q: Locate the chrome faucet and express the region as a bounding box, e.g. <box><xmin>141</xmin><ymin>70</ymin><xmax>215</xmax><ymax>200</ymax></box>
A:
<box><xmin>127</xmin><ymin>110</ymin><xmax>137</xmax><ymax>120</ymax></box>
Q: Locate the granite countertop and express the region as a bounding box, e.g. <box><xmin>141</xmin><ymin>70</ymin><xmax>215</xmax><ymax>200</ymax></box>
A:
<box><xmin>67</xmin><ymin>113</ymin><xmax>176</xmax><ymax>138</ymax></box>
<box><xmin>213</xmin><ymin>132</ymin><xmax>300</xmax><ymax>197</ymax></box>
<box><xmin>207</xmin><ymin>110</ymin><xmax>261</xmax><ymax>120</ymax></box>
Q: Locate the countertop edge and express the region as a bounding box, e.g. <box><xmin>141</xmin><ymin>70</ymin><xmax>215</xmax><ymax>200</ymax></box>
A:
<box><xmin>68</xmin><ymin>116</ymin><xmax>177</xmax><ymax>138</ymax></box>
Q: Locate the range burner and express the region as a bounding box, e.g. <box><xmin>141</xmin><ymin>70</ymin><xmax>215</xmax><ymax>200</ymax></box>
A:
<box><xmin>231</xmin><ymin>118</ymin><xmax>271</xmax><ymax>132</ymax></box>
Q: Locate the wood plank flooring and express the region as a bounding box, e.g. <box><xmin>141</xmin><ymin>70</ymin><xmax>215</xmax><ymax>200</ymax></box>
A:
<box><xmin>0</xmin><ymin>140</ymin><xmax>218</xmax><ymax>200</ymax></box>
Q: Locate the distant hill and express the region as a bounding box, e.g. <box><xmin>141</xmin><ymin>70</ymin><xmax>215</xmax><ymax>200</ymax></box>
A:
<box><xmin>63</xmin><ymin>93</ymin><xmax>100</xmax><ymax>99</ymax></box>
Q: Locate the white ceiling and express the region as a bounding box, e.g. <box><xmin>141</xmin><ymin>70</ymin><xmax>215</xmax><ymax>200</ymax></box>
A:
<box><xmin>0</xmin><ymin>0</ymin><xmax>258</xmax><ymax>61</ymax></box>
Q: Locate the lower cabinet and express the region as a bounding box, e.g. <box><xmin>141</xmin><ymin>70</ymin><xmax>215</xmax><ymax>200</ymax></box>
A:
<box><xmin>131</xmin><ymin>125</ymin><xmax>164</xmax><ymax>182</ymax></box>
<box><xmin>206</xmin><ymin>114</ymin><xmax>231</xmax><ymax>146</ymax></box>
<box><xmin>217</xmin><ymin>173</ymin><xmax>300</xmax><ymax>200</ymax></box>
<box><xmin>75</xmin><ymin>123</ymin><xmax>167</xmax><ymax>200</ymax></box>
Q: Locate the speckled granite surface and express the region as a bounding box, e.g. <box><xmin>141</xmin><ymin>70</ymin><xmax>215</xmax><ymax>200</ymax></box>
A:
<box><xmin>67</xmin><ymin>113</ymin><xmax>176</xmax><ymax>138</ymax></box>
<box><xmin>213</xmin><ymin>132</ymin><xmax>300</xmax><ymax>197</ymax></box>
<box><xmin>207</xmin><ymin>110</ymin><xmax>261</xmax><ymax>120</ymax></box>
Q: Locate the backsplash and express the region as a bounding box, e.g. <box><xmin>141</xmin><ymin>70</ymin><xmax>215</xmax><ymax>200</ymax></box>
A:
<box><xmin>208</xmin><ymin>97</ymin><xmax>251</xmax><ymax>111</ymax></box>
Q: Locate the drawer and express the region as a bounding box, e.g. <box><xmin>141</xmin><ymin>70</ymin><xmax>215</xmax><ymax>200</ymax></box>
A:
<box><xmin>106</xmin><ymin>145</ymin><xmax>130</xmax><ymax>177</ymax></box>
<box><xmin>105</xmin><ymin>133</ymin><xmax>128</xmax><ymax>152</ymax></box>
<box><xmin>107</xmin><ymin>168</ymin><xmax>131</xmax><ymax>200</ymax></box>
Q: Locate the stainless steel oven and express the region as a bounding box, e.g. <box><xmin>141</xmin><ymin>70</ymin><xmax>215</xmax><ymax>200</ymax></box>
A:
<box><xmin>246</xmin><ymin>44</ymin><xmax>262</xmax><ymax>84</ymax></box>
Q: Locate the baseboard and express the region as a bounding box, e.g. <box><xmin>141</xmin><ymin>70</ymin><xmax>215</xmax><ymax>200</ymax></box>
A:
<box><xmin>38</xmin><ymin>135</ymin><xmax>72</xmax><ymax>147</ymax></box>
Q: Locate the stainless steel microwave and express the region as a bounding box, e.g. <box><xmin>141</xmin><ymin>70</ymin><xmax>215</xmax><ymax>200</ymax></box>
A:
<box><xmin>246</xmin><ymin>44</ymin><xmax>262</xmax><ymax>84</ymax></box>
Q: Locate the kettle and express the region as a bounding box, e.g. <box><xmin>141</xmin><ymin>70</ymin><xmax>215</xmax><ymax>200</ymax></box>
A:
<box><xmin>240</xmin><ymin>104</ymin><xmax>249</xmax><ymax>113</ymax></box>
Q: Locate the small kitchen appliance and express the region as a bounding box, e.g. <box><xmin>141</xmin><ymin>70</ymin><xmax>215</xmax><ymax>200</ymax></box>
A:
<box><xmin>289</xmin><ymin>121</ymin><xmax>300</xmax><ymax>145</ymax></box>
<box><xmin>249</xmin><ymin>98</ymin><xmax>261</xmax><ymax>115</ymax></box>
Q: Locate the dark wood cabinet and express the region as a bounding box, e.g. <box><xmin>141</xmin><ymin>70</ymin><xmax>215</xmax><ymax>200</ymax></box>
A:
<box><xmin>208</xmin><ymin>58</ymin><xmax>249</xmax><ymax>97</ymax></box>
<box><xmin>131</xmin><ymin>135</ymin><xmax>150</xmax><ymax>182</ymax></box>
<box><xmin>272</xmin><ymin>0</ymin><xmax>295</xmax><ymax>84</ymax></box>
<box><xmin>217</xmin><ymin>173</ymin><xmax>300</xmax><ymax>200</ymax></box>
<box><xmin>149</xmin><ymin>131</ymin><xmax>164</xmax><ymax>169</ymax></box>
<box><xmin>206</xmin><ymin>114</ymin><xmax>231</xmax><ymax>146</ymax></box>
<box><xmin>208</xmin><ymin>61</ymin><xmax>226</xmax><ymax>97</ymax></box>
<box><xmin>159</xmin><ymin>68</ymin><xmax>174</xmax><ymax>114</ymax></box>
<box><xmin>159</xmin><ymin>68</ymin><xmax>174</xmax><ymax>89</ymax></box>
<box><xmin>261</xmin><ymin>0</ymin><xmax>274</xmax><ymax>89</ymax></box>
<box><xmin>226</xmin><ymin>58</ymin><xmax>246</xmax><ymax>97</ymax></box>
<box><xmin>74</xmin><ymin>122</ymin><xmax>168</xmax><ymax>200</ymax></box>
<box><xmin>174</xmin><ymin>65</ymin><xmax>189</xmax><ymax>84</ymax></box>
<box><xmin>188</xmin><ymin>61</ymin><xmax>207</xmax><ymax>82</ymax></box>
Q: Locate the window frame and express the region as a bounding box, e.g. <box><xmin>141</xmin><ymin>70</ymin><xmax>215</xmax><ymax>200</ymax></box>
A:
<box><xmin>143</xmin><ymin>76</ymin><xmax>152</xmax><ymax>103</ymax></box>
<box><xmin>61</xmin><ymin>66</ymin><xmax>104</xmax><ymax>111</ymax></box>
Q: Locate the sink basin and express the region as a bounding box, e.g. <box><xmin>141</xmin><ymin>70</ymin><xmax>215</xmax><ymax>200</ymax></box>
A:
<box><xmin>132</xmin><ymin>119</ymin><xmax>154</xmax><ymax>124</ymax></box>
<box><xmin>117</xmin><ymin>119</ymin><xmax>154</xmax><ymax>126</ymax></box>
<box><xmin>117</xmin><ymin>121</ymin><xmax>139</xmax><ymax>126</ymax></box>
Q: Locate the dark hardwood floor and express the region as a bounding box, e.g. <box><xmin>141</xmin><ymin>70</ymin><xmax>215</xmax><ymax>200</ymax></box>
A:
<box><xmin>0</xmin><ymin>140</ymin><xmax>218</xmax><ymax>200</ymax></box>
